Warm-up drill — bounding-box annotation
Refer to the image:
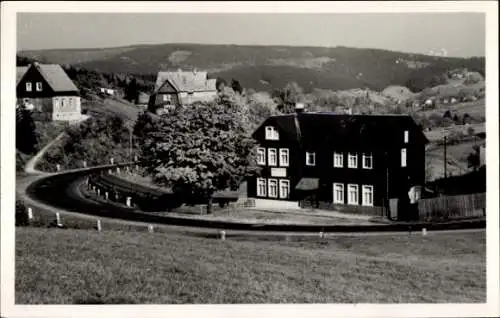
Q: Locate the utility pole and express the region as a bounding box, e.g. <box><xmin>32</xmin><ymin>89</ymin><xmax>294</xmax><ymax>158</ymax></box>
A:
<box><xmin>443</xmin><ymin>135</ymin><xmax>447</xmax><ymax>179</ymax></box>
<box><xmin>129</xmin><ymin>127</ymin><xmax>133</xmax><ymax>163</ymax></box>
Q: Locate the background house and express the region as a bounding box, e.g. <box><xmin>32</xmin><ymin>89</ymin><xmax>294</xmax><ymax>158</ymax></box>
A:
<box><xmin>16</xmin><ymin>62</ymin><xmax>83</xmax><ymax>121</ymax></box>
<box><xmin>147</xmin><ymin>69</ymin><xmax>217</xmax><ymax>115</ymax></box>
<box><xmin>135</xmin><ymin>91</ymin><xmax>150</xmax><ymax>108</ymax></box>
<box><xmin>248</xmin><ymin>106</ymin><xmax>429</xmax><ymax>219</ymax></box>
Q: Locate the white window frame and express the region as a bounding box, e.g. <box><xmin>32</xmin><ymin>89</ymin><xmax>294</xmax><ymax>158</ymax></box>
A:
<box><xmin>401</xmin><ymin>148</ymin><xmax>407</xmax><ymax>167</ymax></box>
<box><xmin>333</xmin><ymin>183</ymin><xmax>344</xmax><ymax>204</ymax></box>
<box><xmin>257</xmin><ymin>178</ymin><xmax>267</xmax><ymax>197</ymax></box>
<box><xmin>265</xmin><ymin>126</ymin><xmax>279</xmax><ymax>140</ymax></box>
<box><xmin>333</xmin><ymin>152</ymin><xmax>343</xmax><ymax>168</ymax></box>
<box><xmin>257</xmin><ymin>147</ymin><xmax>266</xmax><ymax>165</ymax></box>
<box><xmin>306</xmin><ymin>152</ymin><xmax>316</xmax><ymax>166</ymax></box>
<box><xmin>279</xmin><ymin>148</ymin><xmax>289</xmax><ymax>167</ymax></box>
<box><xmin>348</xmin><ymin>153</ymin><xmax>358</xmax><ymax>168</ymax></box>
<box><xmin>362</xmin><ymin>153</ymin><xmax>373</xmax><ymax>169</ymax></box>
<box><xmin>268</xmin><ymin>179</ymin><xmax>278</xmax><ymax>198</ymax></box>
<box><xmin>362</xmin><ymin>185</ymin><xmax>374</xmax><ymax>206</ymax></box>
<box><xmin>347</xmin><ymin>184</ymin><xmax>359</xmax><ymax>205</ymax></box>
<box><xmin>26</xmin><ymin>82</ymin><xmax>32</xmax><ymax>92</ymax></box>
<box><xmin>36</xmin><ymin>82</ymin><xmax>42</xmax><ymax>91</ymax></box>
<box><xmin>279</xmin><ymin>179</ymin><xmax>290</xmax><ymax>199</ymax></box>
<box><xmin>268</xmin><ymin>148</ymin><xmax>277</xmax><ymax>166</ymax></box>
<box><xmin>404</xmin><ymin>130</ymin><xmax>409</xmax><ymax>143</ymax></box>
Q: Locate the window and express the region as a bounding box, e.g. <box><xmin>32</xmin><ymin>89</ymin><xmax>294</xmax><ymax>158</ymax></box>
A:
<box><xmin>401</xmin><ymin>148</ymin><xmax>407</xmax><ymax>167</ymax></box>
<box><xmin>362</xmin><ymin>153</ymin><xmax>373</xmax><ymax>169</ymax></box>
<box><xmin>279</xmin><ymin>180</ymin><xmax>290</xmax><ymax>199</ymax></box>
<box><xmin>279</xmin><ymin>149</ymin><xmax>289</xmax><ymax>167</ymax></box>
<box><xmin>306</xmin><ymin>152</ymin><xmax>316</xmax><ymax>166</ymax></box>
<box><xmin>348</xmin><ymin>153</ymin><xmax>358</xmax><ymax>168</ymax></box>
<box><xmin>268</xmin><ymin>148</ymin><xmax>277</xmax><ymax>166</ymax></box>
<box><xmin>257</xmin><ymin>178</ymin><xmax>267</xmax><ymax>197</ymax></box>
<box><xmin>257</xmin><ymin>148</ymin><xmax>266</xmax><ymax>165</ymax></box>
<box><xmin>162</xmin><ymin>94</ymin><xmax>170</xmax><ymax>102</ymax></box>
<box><xmin>265</xmin><ymin>126</ymin><xmax>279</xmax><ymax>140</ymax></box>
<box><xmin>362</xmin><ymin>185</ymin><xmax>374</xmax><ymax>206</ymax></box>
<box><xmin>36</xmin><ymin>82</ymin><xmax>42</xmax><ymax>91</ymax></box>
<box><xmin>333</xmin><ymin>183</ymin><xmax>344</xmax><ymax>204</ymax></box>
<box><xmin>61</xmin><ymin>99</ymin><xmax>65</xmax><ymax>107</ymax></box>
<box><xmin>333</xmin><ymin>152</ymin><xmax>343</xmax><ymax>168</ymax></box>
<box><xmin>26</xmin><ymin>82</ymin><xmax>32</xmax><ymax>92</ymax></box>
<box><xmin>404</xmin><ymin>130</ymin><xmax>409</xmax><ymax>143</ymax></box>
<box><xmin>347</xmin><ymin>184</ymin><xmax>359</xmax><ymax>205</ymax></box>
<box><xmin>268</xmin><ymin>179</ymin><xmax>278</xmax><ymax>198</ymax></box>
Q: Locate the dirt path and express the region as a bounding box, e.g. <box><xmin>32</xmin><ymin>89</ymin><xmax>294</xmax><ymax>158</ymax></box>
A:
<box><xmin>23</xmin><ymin>132</ymin><xmax>66</xmax><ymax>175</ymax></box>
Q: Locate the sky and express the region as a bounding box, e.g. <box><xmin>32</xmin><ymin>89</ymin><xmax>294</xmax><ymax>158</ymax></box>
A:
<box><xmin>17</xmin><ymin>12</ymin><xmax>485</xmax><ymax>57</ymax></box>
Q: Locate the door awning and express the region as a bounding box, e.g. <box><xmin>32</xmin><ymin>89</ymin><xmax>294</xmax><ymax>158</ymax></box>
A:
<box><xmin>295</xmin><ymin>178</ymin><xmax>319</xmax><ymax>191</ymax></box>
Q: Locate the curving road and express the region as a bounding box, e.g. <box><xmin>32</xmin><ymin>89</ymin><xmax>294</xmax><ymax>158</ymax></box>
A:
<box><xmin>21</xmin><ymin>166</ymin><xmax>486</xmax><ymax>235</ymax></box>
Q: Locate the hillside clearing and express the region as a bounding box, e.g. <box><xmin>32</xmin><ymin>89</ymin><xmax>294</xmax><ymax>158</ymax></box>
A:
<box><xmin>16</xmin><ymin>227</ymin><xmax>485</xmax><ymax>304</ymax></box>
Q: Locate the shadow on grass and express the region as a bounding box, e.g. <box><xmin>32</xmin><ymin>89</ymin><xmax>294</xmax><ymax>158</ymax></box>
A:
<box><xmin>73</xmin><ymin>293</ymin><xmax>138</xmax><ymax>304</ymax></box>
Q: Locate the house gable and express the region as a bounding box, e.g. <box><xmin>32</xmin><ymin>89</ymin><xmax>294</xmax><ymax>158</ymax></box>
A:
<box><xmin>157</xmin><ymin>79</ymin><xmax>179</xmax><ymax>94</ymax></box>
<box><xmin>17</xmin><ymin>65</ymin><xmax>56</xmax><ymax>98</ymax></box>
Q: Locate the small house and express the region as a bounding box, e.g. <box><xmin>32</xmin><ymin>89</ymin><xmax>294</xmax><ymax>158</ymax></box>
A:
<box><xmin>148</xmin><ymin>69</ymin><xmax>217</xmax><ymax>115</ymax></box>
<box><xmin>16</xmin><ymin>62</ymin><xmax>82</xmax><ymax>121</ymax></box>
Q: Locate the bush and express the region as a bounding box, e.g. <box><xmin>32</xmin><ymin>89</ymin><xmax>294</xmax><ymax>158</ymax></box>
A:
<box><xmin>15</xmin><ymin>200</ymin><xmax>29</xmax><ymax>226</ymax></box>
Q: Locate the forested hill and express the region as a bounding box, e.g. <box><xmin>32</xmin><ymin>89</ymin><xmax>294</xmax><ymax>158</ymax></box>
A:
<box><xmin>19</xmin><ymin>44</ymin><xmax>484</xmax><ymax>93</ymax></box>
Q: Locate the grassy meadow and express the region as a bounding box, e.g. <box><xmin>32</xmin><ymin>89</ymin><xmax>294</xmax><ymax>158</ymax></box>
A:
<box><xmin>16</xmin><ymin>227</ymin><xmax>485</xmax><ymax>304</ymax></box>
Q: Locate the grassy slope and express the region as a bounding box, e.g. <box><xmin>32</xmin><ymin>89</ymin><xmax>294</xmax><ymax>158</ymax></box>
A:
<box><xmin>16</xmin><ymin>227</ymin><xmax>485</xmax><ymax>304</ymax></box>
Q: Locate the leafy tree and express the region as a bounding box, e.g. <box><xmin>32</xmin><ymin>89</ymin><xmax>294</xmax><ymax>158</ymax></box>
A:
<box><xmin>16</xmin><ymin>108</ymin><xmax>38</xmax><ymax>154</ymax></box>
<box><xmin>124</xmin><ymin>76</ymin><xmax>139</xmax><ymax>103</ymax></box>
<box><xmin>139</xmin><ymin>102</ymin><xmax>259</xmax><ymax>213</ymax></box>
<box><xmin>443</xmin><ymin>110</ymin><xmax>452</xmax><ymax>119</ymax></box>
<box><xmin>462</xmin><ymin>113</ymin><xmax>471</xmax><ymax>125</ymax></box>
<box><xmin>467</xmin><ymin>145</ymin><xmax>481</xmax><ymax>171</ymax></box>
<box><xmin>231</xmin><ymin>79</ymin><xmax>243</xmax><ymax>95</ymax></box>
<box><xmin>275</xmin><ymin>82</ymin><xmax>305</xmax><ymax>113</ymax></box>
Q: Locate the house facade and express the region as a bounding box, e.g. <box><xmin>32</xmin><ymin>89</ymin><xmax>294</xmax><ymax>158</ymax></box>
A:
<box><xmin>247</xmin><ymin>106</ymin><xmax>429</xmax><ymax>218</ymax></box>
<box><xmin>16</xmin><ymin>62</ymin><xmax>82</xmax><ymax>121</ymax></box>
<box><xmin>148</xmin><ymin>69</ymin><xmax>217</xmax><ymax>115</ymax></box>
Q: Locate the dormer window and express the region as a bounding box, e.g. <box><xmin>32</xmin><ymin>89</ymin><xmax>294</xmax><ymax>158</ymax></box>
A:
<box><xmin>26</xmin><ymin>82</ymin><xmax>32</xmax><ymax>92</ymax></box>
<box><xmin>306</xmin><ymin>152</ymin><xmax>316</xmax><ymax>166</ymax></box>
<box><xmin>36</xmin><ymin>82</ymin><xmax>43</xmax><ymax>91</ymax></box>
<box><xmin>265</xmin><ymin>126</ymin><xmax>279</xmax><ymax>140</ymax></box>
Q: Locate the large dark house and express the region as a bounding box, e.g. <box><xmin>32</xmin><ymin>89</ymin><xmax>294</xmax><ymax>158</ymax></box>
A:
<box><xmin>247</xmin><ymin>104</ymin><xmax>429</xmax><ymax>217</ymax></box>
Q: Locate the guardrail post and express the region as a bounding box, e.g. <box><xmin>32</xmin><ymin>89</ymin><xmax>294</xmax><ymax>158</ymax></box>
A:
<box><xmin>148</xmin><ymin>224</ymin><xmax>154</xmax><ymax>233</ymax></box>
<box><xmin>135</xmin><ymin>164</ymin><xmax>139</xmax><ymax>171</ymax></box>
<box><xmin>96</xmin><ymin>219</ymin><xmax>102</xmax><ymax>232</ymax></box>
<box><xmin>56</xmin><ymin>164</ymin><xmax>61</xmax><ymax>172</ymax></box>
<box><xmin>134</xmin><ymin>155</ymin><xmax>138</xmax><ymax>162</ymax></box>
<box><xmin>115</xmin><ymin>193</ymin><xmax>119</xmax><ymax>201</ymax></box>
<box><xmin>422</xmin><ymin>228</ymin><xmax>427</xmax><ymax>236</ymax></box>
<box><xmin>110</xmin><ymin>158</ymin><xmax>114</xmax><ymax>165</ymax></box>
<box><xmin>126</xmin><ymin>197</ymin><xmax>132</xmax><ymax>207</ymax></box>
<box><xmin>82</xmin><ymin>160</ymin><xmax>87</xmax><ymax>168</ymax></box>
<box><xmin>105</xmin><ymin>192</ymin><xmax>109</xmax><ymax>200</ymax></box>
<box><xmin>56</xmin><ymin>212</ymin><xmax>62</xmax><ymax>227</ymax></box>
<box><xmin>319</xmin><ymin>231</ymin><xmax>325</xmax><ymax>239</ymax></box>
<box><xmin>219</xmin><ymin>230</ymin><xmax>226</xmax><ymax>241</ymax></box>
<box><xmin>108</xmin><ymin>169</ymin><xmax>112</xmax><ymax>174</ymax></box>
<box><xmin>116</xmin><ymin>167</ymin><xmax>121</xmax><ymax>174</ymax></box>
<box><xmin>27</xmin><ymin>207</ymin><xmax>33</xmax><ymax>221</ymax></box>
<box><xmin>97</xmin><ymin>188</ymin><xmax>101</xmax><ymax>196</ymax></box>
<box><xmin>126</xmin><ymin>166</ymin><xmax>131</xmax><ymax>174</ymax></box>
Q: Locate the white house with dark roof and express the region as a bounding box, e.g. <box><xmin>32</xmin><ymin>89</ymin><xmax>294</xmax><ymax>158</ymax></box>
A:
<box><xmin>148</xmin><ymin>69</ymin><xmax>217</xmax><ymax>115</ymax></box>
<box><xmin>16</xmin><ymin>62</ymin><xmax>83</xmax><ymax>121</ymax></box>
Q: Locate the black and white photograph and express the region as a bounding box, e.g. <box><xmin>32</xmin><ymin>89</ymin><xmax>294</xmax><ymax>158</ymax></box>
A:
<box><xmin>1</xmin><ymin>1</ymin><xmax>499</xmax><ymax>317</ymax></box>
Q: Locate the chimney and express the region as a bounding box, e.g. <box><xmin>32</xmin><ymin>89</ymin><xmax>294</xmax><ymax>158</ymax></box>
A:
<box><xmin>295</xmin><ymin>102</ymin><xmax>305</xmax><ymax>114</ymax></box>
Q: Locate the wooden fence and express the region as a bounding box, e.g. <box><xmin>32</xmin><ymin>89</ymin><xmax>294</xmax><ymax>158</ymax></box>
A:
<box><xmin>418</xmin><ymin>192</ymin><xmax>486</xmax><ymax>221</ymax></box>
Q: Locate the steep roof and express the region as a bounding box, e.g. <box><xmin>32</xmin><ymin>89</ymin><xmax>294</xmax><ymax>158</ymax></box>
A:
<box><xmin>253</xmin><ymin>112</ymin><xmax>429</xmax><ymax>147</ymax></box>
<box><xmin>16</xmin><ymin>66</ymin><xmax>29</xmax><ymax>85</ymax></box>
<box><xmin>35</xmin><ymin>64</ymin><xmax>79</xmax><ymax>92</ymax></box>
<box><xmin>154</xmin><ymin>70</ymin><xmax>216</xmax><ymax>93</ymax></box>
